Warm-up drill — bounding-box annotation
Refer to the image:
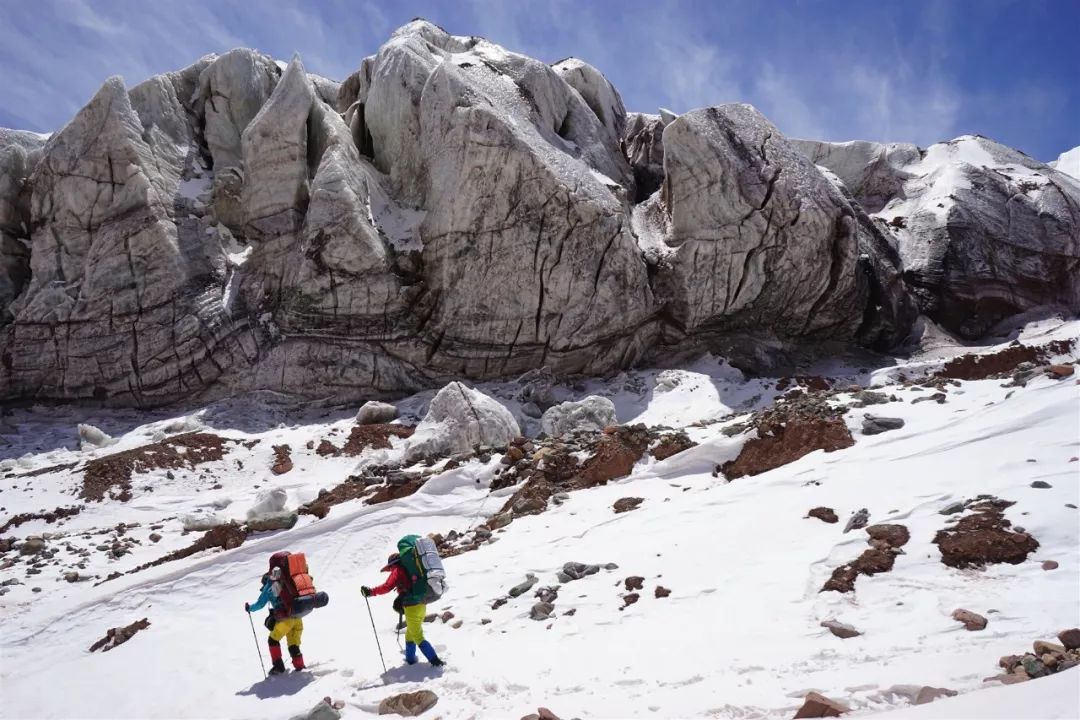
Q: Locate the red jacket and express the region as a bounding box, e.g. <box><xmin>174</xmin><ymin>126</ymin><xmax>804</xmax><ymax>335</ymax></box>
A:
<box><xmin>370</xmin><ymin>564</ymin><xmax>408</xmax><ymax>597</ymax></box>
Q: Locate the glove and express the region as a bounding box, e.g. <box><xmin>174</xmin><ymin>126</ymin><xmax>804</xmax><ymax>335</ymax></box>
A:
<box><xmin>244</xmin><ymin>602</ymin><xmax>250</xmax><ymax>612</ymax></box>
<box><xmin>361</xmin><ymin>586</ymin><xmax>372</xmax><ymax>598</ymax></box>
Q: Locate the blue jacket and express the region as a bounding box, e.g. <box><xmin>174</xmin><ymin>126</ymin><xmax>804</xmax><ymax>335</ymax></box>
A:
<box><xmin>248</xmin><ymin>578</ymin><xmax>283</xmax><ymax>613</ymax></box>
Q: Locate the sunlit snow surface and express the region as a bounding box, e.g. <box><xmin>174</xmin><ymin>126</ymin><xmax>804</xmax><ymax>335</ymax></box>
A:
<box><xmin>0</xmin><ymin>318</ymin><xmax>1077</xmax><ymax>719</ymax></box>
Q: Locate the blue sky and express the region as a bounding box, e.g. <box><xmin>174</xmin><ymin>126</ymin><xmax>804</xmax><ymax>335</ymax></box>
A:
<box><xmin>0</xmin><ymin>0</ymin><xmax>1076</xmax><ymax>160</ymax></box>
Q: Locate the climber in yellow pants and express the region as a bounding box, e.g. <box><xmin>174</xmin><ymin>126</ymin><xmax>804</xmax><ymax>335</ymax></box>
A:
<box><xmin>362</xmin><ymin>552</ymin><xmax>445</xmax><ymax>666</ymax></box>
<box><xmin>246</xmin><ymin>567</ymin><xmax>306</xmax><ymax>674</ymax></box>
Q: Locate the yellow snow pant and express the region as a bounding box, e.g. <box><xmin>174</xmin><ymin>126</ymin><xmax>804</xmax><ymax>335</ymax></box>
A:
<box><xmin>403</xmin><ymin>603</ymin><xmax>426</xmax><ymax>644</ymax></box>
<box><xmin>269</xmin><ymin>617</ymin><xmax>304</xmax><ymax>646</ymax></box>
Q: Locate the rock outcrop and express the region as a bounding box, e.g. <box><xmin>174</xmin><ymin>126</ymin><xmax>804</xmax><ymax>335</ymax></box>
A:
<box><xmin>0</xmin><ymin>19</ymin><xmax>1068</xmax><ymax>407</ymax></box>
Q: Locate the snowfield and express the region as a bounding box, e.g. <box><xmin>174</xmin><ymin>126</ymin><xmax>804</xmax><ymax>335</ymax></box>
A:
<box><xmin>1</xmin><ymin>319</ymin><xmax>1078</xmax><ymax>720</ymax></box>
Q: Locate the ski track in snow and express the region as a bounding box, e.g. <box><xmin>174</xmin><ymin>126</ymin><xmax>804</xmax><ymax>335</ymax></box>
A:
<box><xmin>0</xmin><ymin>319</ymin><xmax>1078</xmax><ymax>719</ymax></box>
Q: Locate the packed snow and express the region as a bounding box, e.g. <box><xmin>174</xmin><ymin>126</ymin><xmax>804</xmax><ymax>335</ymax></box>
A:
<box><xmin>1</xmin><ymin>318</ymin><xmax>1078</xmax><ymax>720</ymax></box>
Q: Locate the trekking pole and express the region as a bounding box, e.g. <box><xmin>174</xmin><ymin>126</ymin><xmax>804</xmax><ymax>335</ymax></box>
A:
<box><xmin>247</xmin><ymin>611</ymin><xmax>267</xmax><ymax>679</ymax></box>
<box><xmin>396</xmin><ymin>611</ymin><xmax>404</xmax><ymax>650</ymax></box>
<box><xmin>364</xmin><ymin>594</ymin><xmax>388</xmax><ymax>673</ymax></box>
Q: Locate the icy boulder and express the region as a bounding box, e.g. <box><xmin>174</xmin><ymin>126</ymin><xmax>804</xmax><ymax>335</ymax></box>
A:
<box><xmin>405</xmin><ymin>382</ymin><xmax>519</xmax><ymax>461</ymax></box>
<box><xmin>181</xmin><ymin>511</ymin><xmax>228</xmax><ymax>531</ymax></box>
<box><xmin>247</xmin><ymin>487</ymin><xmax>288</xmax><ymax>517</ymax></box>
<box><xmin>540</xmin><ymin>396</ymin><xmax>617</xmax><ymax>438</ymax></box>
<box><xmin>1050</xmin><ymin>146</ymin><xmax>1080</xmax><ymax>180</ymax></box>
<box><xmin>245</xmin><ymin>488</ymin><xmax>297</xmax><ymax>532</ymax></box>
<box><xmin>356</xmin><ymin>401</ymin><xmax>398</xmax><ymax>425</ymax></box>
<box><xmin>78</xmin><ymin>424</ymin><xmax>117</xmax><ymax>451</ymax></box>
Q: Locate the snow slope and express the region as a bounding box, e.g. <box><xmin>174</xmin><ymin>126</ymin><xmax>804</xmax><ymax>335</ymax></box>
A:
<box><xmin>1</xmin><ymin>319</ymin><xmax>1078</xmax><ymax>720</ymax></box>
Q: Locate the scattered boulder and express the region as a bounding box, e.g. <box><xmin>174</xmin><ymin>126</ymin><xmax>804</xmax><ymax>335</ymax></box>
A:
<box><xmin>624</xmin><ymin>576</ymin><xmax>645</xmax><ymax>592</ymax></box>
<box><xmin>246</xmin><ymin>512</ymin><xmax>298</xmax><ymax>533</ymax></box>
<box><xmin>508</xmin><ymin>574</ymin><xmax>538</xmax><ymax>598</ymax></box>
<box><xmin>843</xmin><ymin>509</ymin><xmax>870</xmax><ymax>534</ymax></box>
<box><xmin>952</xmin><ymin>608</ymin><xmax>988</xmax><ymax>631</ymax></box>
<box><xmin>271</xmin><ymin>445</ymin><xmax>293</xmax><ymax>475</ymax></box>
<box><xmin>1059</xmin><ymin>628</ymin><xmax>1080</xmax><ymax>650</ymax></box>
<box><xmin>1030</xmin><ymin>481</ymin><xmax>1052</xmax><ymax>489</ymax></box>
<box><xmin>89</xmin><ymin>618</ymin><xmax>150</xmax><ymax>652</ymax></box>
<box><xmin>1048</xmin><ymin>364</ymin><xmax>1075</xmax><ymax>378</ymax></box>
<box><xmin>808</xmin><ymin>507</ymin><xmax>838</xmax><ymax>524</ymax></box>
<box><xmin>405</xmin><ymin>383</ymin><xmax>519</xmax><ymax>462</ymax></box>
<box><xmin>793</xmin><ymin>691</ymin><xmax>849</xmax><ymax>718</ymax></box>
<box><xmin>289</xmin><ymin>697</ymin><xmax>343</xmax><ymax>720</ymax></box>
<box><xmin>911</xmin><ymin>393</ymin><xmax>947</xmax><ymax>405</ymax></box>
<box><xmin>823</xmin><ymin>522</ymin><xmax>908</xmax><ymax>593</ymax></box>
<box><xmin>19</xmin><ymin>536</ymin><xmax>45</xmax><ymax>556</ymax></box>
<box><xmin>650</xmin><ymin>431</ymin><xmax>697</xmax><ymax>461</ymax></box>
<box><xmin>357</xmin><ymin>401</ymin><xmax>399</xmax><ymax>425</ymax></box>
<box><xmin>530</xmin><ymin>602</ymin><xmax>555</xmax><ymax>621</ymax></box>
<box><xmin>558</xmin><ymin>562</ymin><xmax>601</xmax><ymax>582</ymax></box>
<box><xmin>378</xmin><ymin>690</ymin><xmax>438</xmax><ymax>716</ymax></box>
<box><xmin>914</xmin><ymin>687</ymin><xmax>957</xmax><ymax>705</ymax></box>
<box><xmin>613</xmin><ymin>497</ymin><xmax>643</xmax><ymax>514</ymax></box>
<box><xmin>540</xmin><ymin>396</ymin><xmax>618</xmax><ymax>438</ymax></box>
<box><xmin>655</xmin><ymin>586</ymin><xmax>671</xmax><ymax>599</ymax></box>
<box><xmin>851</xmin><ymin>390</ymin><xmax>889</xmax><ymax>407</ymax></box>
<box><xmin>821</xmin><ymin>620</ymin><xmax>861</xmax><ymax>639</ymax></box>
<box><xmin>1042</xmin><ymin>560</ymin><xmax>1059</xmax><ymax>570</ymax></box>
<box><xmin>939</xmin><ymin>501</ymin><xmax>965</xmax><ymax>515</ymax></box>
<box><xmin>621</xmin><ymin>592</ymin><xmax>639</xmax><ymax>608</ymax></box>
<box><xmin>861</xmin><ymin>415</ymin><xmax>905</xmax><ymax>436</ymax></box>
<box><xmin>181</xmin><ymin>512</ymin><xmax>228</xmax><ymax>532</ymax></box>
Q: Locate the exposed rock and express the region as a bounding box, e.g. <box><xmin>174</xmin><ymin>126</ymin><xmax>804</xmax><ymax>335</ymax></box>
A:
<box><xmin>342</xmin><ymin>424</ymin><xmax>414</xmax><ymax>456</ymax></box>
<box><xmin>289</xmin><ymin>698</ymin><xmax>343</xmax><ymax>720</ymax></box>
<box><xmin>271</xmin><ymin>445</ymin><xmax>293</xmax><ymax>474</ymax></box>
<box><xmin>1042</xmin><ymin>560</ymin><xmax>1059</xmax><ymax>570</ymax></box>
<box><xmin>1031</xmin><ymin>481</ymin><xmax>1052</xmax><ymax>489</ymax></box>
<box><xmin>939</xmin><ymin>502</ymin><xmax>965</xmax><ymax>515</ymax></box>
<box><xmin>378</xmin><ymin>690</ymin><xmax>438</xmax><ymax>716</ymax></box>
<box><xmin>0</xmin><ymin>505</ymin><xmax>82</xmax><ymax>534</ymax></box>
<box><xmin>722</xmin><ymin>399</ymin><xmax>854</xmax><ymax>479</ymax></box>
<box><xmin>624</xmin><ymin>576</ymin><xmax>645</xmax><ymax>592</ymax></box>
<box><xmin>865</xmin><ymin>524</ymin><xmax>910</xmax><ymax>549</ymax></box>
<box><xmin>655</xmin><ymin>586</ymin><xmax>671</xmax><ymax>599</ymax></box>
<box><xmin>576</xmin><ymin>425</ymin><xmax>650</xmax><ymax>487</ymax></box>
<box><xmin>405</xmin><ymin>383</ymin><xmax>519</xmax><ymax>462</ymax></box>
<box><xmin>558</xmin><ymin>562</ymin><xmax>601</xmax><ymax>582</ymax></box>
<box><xmin>937</xmin><ymin>340</ymin><xmax>1074</xmax><ymax>381</ymax></box>
<box><xmin>913</xmin><ymin>687</ymin><xmax>957</xmax><ymax>705</ymax></box>
<box><xmin>622</xmin><ymin>593</ymin><xmax>640</xmax><ymax>608</ymax></box>
<box><xmin>851</xmin><ymin>390</ymin><xmax>889</xmax><ymax>407</ymax></box>
<box><xmin>934</xmin><ymin>502</ymin><xmax>1039</xmax><ymax>568</ymax></box>
<box><xmin>861</xmin><ymin>415</ymin><xmax>904</xmax><ymax>436</ymax></box>
<box><xmin>1059</xmin><ymin>628</ymin><xmax>1080</xmax><ymax>650</ymax></box>
<box><xmin>540</xmin><ymin>396</ymin><xmax>617</xmax><ymax>438</ymax></box>
<box><xmin>650</xmin><ymin>431</ymin><xmax>697</xmax><ymax>460</ymax></box>
<box><xmin>952</xmin><ymin>608</ymin><xmax>988</xmax><ymax>631</ymax></box>
<box><xmin>613</xmin><ymin>497</ymin><xmax>643</xmax><ymax>514</ymax></box>
<box><xmin>508</xmin><ymin>574</ymin><xmax>538</xmax><ymax>598</ymax></box>
<box><xmin>89</xmin><ymin>618</ymin><xmax>150</xmax><ymax>652</ymax></box>
<box><xmin>821</xmin><ymin>620</ymin><xmax>861</xmax><ymax>639</ymax></box>
<box><xmin>1049</xmin><ymin>364</ymin><xmax>1075</xmax><ymax>378</ymax></box>
<box><xmin>530</xmin><ymin>602</ymin><xmax>555</xmax><ymax>621</ymax></box>
<box><xmin>82</xmin><ymin>433</ymin><xmax>231</xmax><ymax>502</ymax></box>
<box><xmin>357</xmin><ymin>401</ymin><xmax>399</xmax><ymax>425</ymax></box>
<box><xmin>793</xmin><ymin>691</ymin><xmax>849</xmax><ymax>718</ymax></box>
<box><xmin>623</xmin><ymin>113</ymin><xmax>664</xmax><ymax>201</ymax></box>
<box><xmin>19</xmin><ymin>536</ymin><xmax>45</xmax><ymax>556</ymax></box>
<box><xmin>246</xmin><ymin>512</ymin><xmax>298</xmax><ymax>533</ymax></box>
<box><xmin>808</xmin><ymin>507</ymin><xmax>838</xmax><ymax>524</ymax></box>
<box><xmin>843</xmin><ymin>509</ymin><xmax>870</xmax><ymax>534</ymax></box>
<box><xmin>911</xmin><ymin>392</ymin><xmax>947</xmax><ymax>405</ymax></box>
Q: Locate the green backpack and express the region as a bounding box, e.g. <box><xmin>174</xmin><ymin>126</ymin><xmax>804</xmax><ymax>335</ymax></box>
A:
<box><xmin>397</xmin><ymin>534</ymin><xmax>448</xmax><ymax>605</ymax></box>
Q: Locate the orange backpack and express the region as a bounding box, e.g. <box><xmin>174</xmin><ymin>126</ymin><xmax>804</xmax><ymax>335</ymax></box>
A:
<box><xmin>269</xmin><ymin>551</ymin><xmax>316</xmax><ymax>616</ymax></box>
